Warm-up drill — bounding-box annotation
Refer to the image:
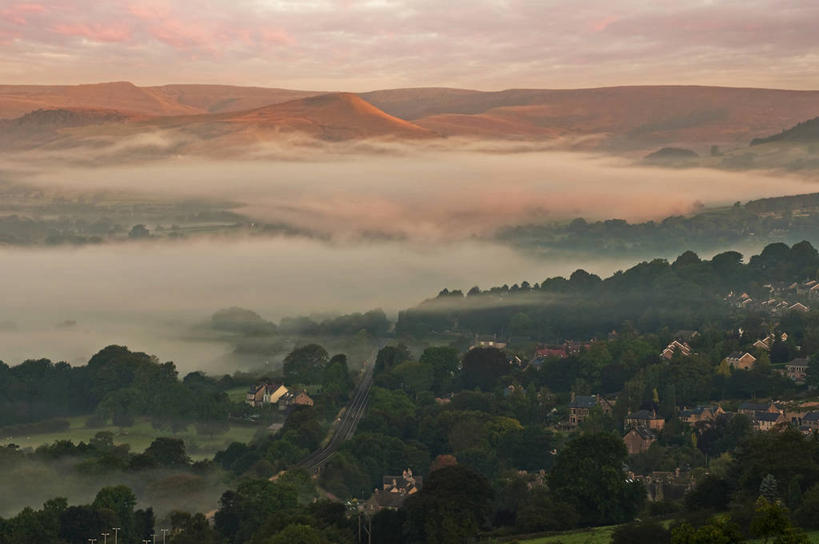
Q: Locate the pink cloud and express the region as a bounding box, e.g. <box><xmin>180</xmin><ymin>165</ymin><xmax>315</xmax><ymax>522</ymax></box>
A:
<box><xmin>52</xmin><ymin>22</ymin><xmax>132</xmax><ymax>43</ymax></box>
<box><xmin>591</xmin><ymin>15</ymin><xmax>618</xmax><ymax>32</ymax></box>
<box><xmin>1</xmin><ymin>3</ymin><xmax>46</xmax><ymax>25</ymax></box>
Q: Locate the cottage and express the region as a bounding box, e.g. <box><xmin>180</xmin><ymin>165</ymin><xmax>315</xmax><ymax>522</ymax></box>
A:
<box><xmin>293</xmin><ymin>391</ymin><xmax>314</xmax><ymax>407</ymax></box>
<box><xmin>246</xmin><ymin>382</ymin><xmax>290</xmax><ymax>407</ymax></box>
<box><xmin>624</xmin><ymin>427</ymin><xmax>656</xmax><ymax>455</ymax></box>
<box><xmin>753</xmin><ymin>411</ymin><xmax>787</xmax><ymax>432</ymax></box>
<box><xmin>367</xmin><ymin>469</ymin><xmax>423</xmax><ymax>510</ymax></box>
<box><xmin>738</xmin><ymin>401</ymin><xmax>780</xmax><ymax>417</ymax></box>
<box><xmin>790</xmin><ymin>302</ymin><xmax>809</xmax><ymax>313</ymax></box>
<box><xmin>679</xmin><ymin>405</ymin><xmax>724</xmax><ymax>425</ymax></box>
<box><xmin>786</xmin><ymin>358</ymin><xmax>810</xmax><ymax>383</ymax></box>
<box><xmin>661</xmin><ymin>340</ymin><xmax>692</xmax><ymax>360</ymax></box>
<box><xmin>803</xmin><ymin>412</ymin><xmax>819</xmax><ymax>432</ymax></box>
<box><xmin>568</xmin><ymin>394</ymin><xmax>599</xmax><ymax>427</ymax></box>
<box><xmin>625</xmin><ymin>409</ymin><xmax>666</xmax><ymax>431</ymax></box>
<box><xmin>724</xmin><ymin>352</ymin><xmax>757</xmax><ymax>370</ymax></box>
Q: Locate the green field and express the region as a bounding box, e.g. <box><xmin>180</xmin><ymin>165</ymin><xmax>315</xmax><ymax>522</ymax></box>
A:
<box><xmin>0</xmin><ymin>416</ymin><xmax>263</xmax><ymax>460</ymax></box>
<box><xmin>516</xmin><ymin>525</ymin><xmax>819</xmax><ymax>544</ymax></box>
<box><xmin>516</xmin><ymin>525</ymin><xmax>615</xmax><ymax>544</ymax></box>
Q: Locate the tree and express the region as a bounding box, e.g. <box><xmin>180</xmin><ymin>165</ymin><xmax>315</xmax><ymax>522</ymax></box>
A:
<box><xmin>144</xmin><ymin>437</ymin><xmax>189</xmax><ymax>466</ymax></box>
<box><xmin>403</xmin><ymin>465</ymin><xmax>493</xmax><ymax>544</ymax></box>
<box><xmin>283</xmin><ymin>345</ymin><xmax>329</xmax><ymax>385</ymax></box>
<box><xmin>375</xmin><ymin>345</ymin><xmax>412</xmax><ymax>375</ymax></box>
<box><xmin>266</xmin><ymin>523</ymin><xmax>327</xmax><ymax>544</ymax></box>
<box><xmin>92</xmin><ymin>486</ymin><xmax>136</xmax><ymax>540</ymax></box>
<box><xmin>760</xmin><ymin>474</ymin><xmax>779</xmax><ymax>502</ymax></box>
<box><xmin>751</xmin><ymin>497</ymin><xmax>795</xmax><ymax>544</ymax></box>
<box><xmin>671</xmin><ymin>518</ymin><xmax>742</xmax><ymax>544</ymax></box>
<box><xmin>461</xmin><ymin>347</ymin><xmax>508</xmax><ymax>391</ymax></box>
<box><xmin>549</xmin><ymin>432</ymin><xmax>645</xmax><ymax>525</ymax></box>
<box><xmin>419</xmin><ymin>347</ymin><xmax>459</xmax><ymax>393</ymax></box>
<box><xmin>612</xmin><ymin>520</ymin><xmax>671</xmax><ymax>544</ymax></box>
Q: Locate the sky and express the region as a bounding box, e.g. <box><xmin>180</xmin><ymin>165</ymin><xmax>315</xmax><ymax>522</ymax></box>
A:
<box><xmin>0</xmin><ymin>0</ymin><xmax>818</xmax><ymax>91</ymax></box>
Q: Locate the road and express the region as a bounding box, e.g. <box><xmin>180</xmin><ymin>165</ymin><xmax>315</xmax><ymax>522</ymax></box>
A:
<box><xmin>297</xmin><ymin>353</ymin><xmax>375</xmax><ymax>472</ymax></box>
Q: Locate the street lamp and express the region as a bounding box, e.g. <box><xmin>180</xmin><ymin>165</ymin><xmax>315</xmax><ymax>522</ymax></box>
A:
<box><xmin>112</xmin><ymin>527</ymin><xmax>120</xmax><ymax>544</ymax></box>
<box><xmin>101</xmin><ymin>532</ymin><xmax>109</xmax><ymax>544</ymax></box>
<box><xmin>88</xmin><ymin>539</ymin><xmax>97</xmax><ymax>544</ymax></box>
<box><xmin>161</xmin><ymin>528</ymin><xmax>169</xmax><ymax>544</ymax></box>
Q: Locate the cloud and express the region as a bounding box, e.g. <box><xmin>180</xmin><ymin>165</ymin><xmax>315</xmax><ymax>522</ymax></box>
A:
<box><xmin>0</xmin><ymin>0</ymin><xmax>817</xmax><ymax>90</ymax></box>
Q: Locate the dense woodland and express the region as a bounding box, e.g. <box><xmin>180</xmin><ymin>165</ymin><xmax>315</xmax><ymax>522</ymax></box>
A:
<box><xmin>499</xmin><ymin>192</ymin><xmax>819</xmax><ymax>256</ymax></box>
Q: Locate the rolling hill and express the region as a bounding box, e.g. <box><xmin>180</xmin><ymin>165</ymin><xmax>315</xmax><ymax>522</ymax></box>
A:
<box><xmin>2</xmin><ymin>82</ymin><xmax>819</xmax><ymax>156</ymax></box>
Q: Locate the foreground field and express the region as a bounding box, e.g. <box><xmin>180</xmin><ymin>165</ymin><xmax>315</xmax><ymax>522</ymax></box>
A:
<box><xmin>0</xmin><ymin>416</ymin><xmax>261</xmax><ymax>459</ymax></box>
<box><xmin>516</xmin><ymin>526</ymin><xmax>819</xmax><ymax>544</ymax></box>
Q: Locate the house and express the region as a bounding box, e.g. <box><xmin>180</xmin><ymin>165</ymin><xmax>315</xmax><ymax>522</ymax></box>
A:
<box><xmin>568</xmin><ymin>394</ymin><xmax>599</xmax><ymax>427</ymax></box>
<box><xmin>246</xmin><ymin>384</ymin><xmax>267</xmax><ymax>407</ymax></box>
<box><xmin>786</xmin><ymin>358</ymin><xmax>810</xmax><ymax>383</ymax></box>
<box><xmin>810</xmin><ymin>284</ymin><xmax>819</xmax><ymax>299</ymax></box>
<box><xmin>470</xmin><ymin>335</ymin><xmax>507</xmax><ymax>350</ymax></box>
<box><xmin>753</xmin><ymin>335</ymin><xmax>775</xmax><ymax>351</ymax></box>
<box><xmin>802</xmin><ymin>412</ymin><xmax>819</xmax><ymax>432</ymax></box>
<box><xmin>753</xmin><ymin>411</ymin><xmax>787</xmax><ymax>432</ymax></box>
<box><xmin>661</xmin><ymin>340</ymin><xmax>692</xmax><ymax>360</ymax></box>
<box><xmin>739</xmin><ymin>401</ymin><xmax>780</xmax><ymax>417</ymax></box>
<box><xmin>624</xmin><ymin>427</ymin><xmax>656</xmax><ymax>455</ymax></box>
<box><xmin>293</xmin><ymin>391</ymin><xmax>314</xmax><ymax>407</ymax></box>
<box><xmin>263</xmin><ymin>383</ymin><xmax>290</xmax><ymax>405</ymax></box>
<box><xmin>679</xmin><ymin>405</ymin><xmax>724</xmax><ymax>425</ymax></box>
<box><xmin>625</xmin><ymin>409</ymin><xmax>666</xmax><ymax>431</ymax></box>
<box><xmin>724</xmin><ymin>352</ymin><xmax>757</xmax><ymax>370</ymax></box>
<box><xmin>790</xmin><ymin>302</ymin><xmax>809</xmax><ymax>313</ymax></box>
<box><xmin>367</xmin><ymin>469</ymin><xmax>423</xmax><ymax>510</ymax></box>
<box><xmin>246</xmin><ymin>382</ymin><xmax>290</xmax><ymax>407</ymax></box>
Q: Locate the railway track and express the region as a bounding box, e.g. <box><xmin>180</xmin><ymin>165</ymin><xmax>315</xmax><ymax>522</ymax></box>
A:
<box><xmin>297</xmin><ymin>354</ymin><xmax>375</xmax><ymax>472</ymax></box>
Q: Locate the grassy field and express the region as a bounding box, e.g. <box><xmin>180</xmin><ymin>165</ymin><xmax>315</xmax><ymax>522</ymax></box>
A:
<box><xmin>0</xmin><ymin>416</ymin><xmax>263</xmax><ymax>459</ymax></box>
<box><xmin>515</xmin><ymin>525</ymin><xmax>615</xmax><ymax>544</ymax></box>
<box><xmin>515</xmin><ymin>525</ymin><xmax>819</xmax><ymax>544</ymax></box>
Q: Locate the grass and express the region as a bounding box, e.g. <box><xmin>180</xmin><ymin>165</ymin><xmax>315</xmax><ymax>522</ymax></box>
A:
<box><xmin>0</xmin><ymin>415</ymin><xmax>262</xmax><ymax>460</ymax></box>
<box><xmin>516</xmin><ymin>526</ymin><xmax>819</xmax><ymax>544</ymax></box>
<box><xmin>515</xmin><ymin>525</ymin><xmax>616</xmax><ymax>544</ymax></box>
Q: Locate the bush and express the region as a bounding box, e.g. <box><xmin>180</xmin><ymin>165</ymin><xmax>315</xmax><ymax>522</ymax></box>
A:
<box><xmin>611</xmin><ymin>520</ymin><xmax>671</xmax><ymax>544</ymax></box>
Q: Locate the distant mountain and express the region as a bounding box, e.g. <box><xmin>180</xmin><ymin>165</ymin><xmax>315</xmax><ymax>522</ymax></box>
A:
<box><xmin>751</xmin><ymin>117</ymin><xmax>819</xmax><ymax>146</ymax></box>
<box><xmin>644</xmin><ymin>147</ymin><xmax>698</xmax><ymax>163</ymax></box>
<box><xmin>0</xmin><ymin>93</ymin><xmax>436</xmax><ymax>153</ymax></box>
<box><xmin>2</xmin><ymin>82</ymin><xmax>819</xmax><ymax>154</ymax></box>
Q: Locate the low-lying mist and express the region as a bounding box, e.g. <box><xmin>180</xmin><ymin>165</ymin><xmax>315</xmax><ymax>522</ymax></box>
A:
<box><xmin>1</xmin><ymin>146</ymin><xmax>816</xmax><ymax>372</ymax></box>
<box><xmin>7</xmin><ymin>146</ymin><xmax>818</xmax><ymax>241</ymax></box>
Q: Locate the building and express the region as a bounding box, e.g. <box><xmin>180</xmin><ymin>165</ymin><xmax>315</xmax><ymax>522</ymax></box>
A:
<box><xmin>367</xmin><ymin>469</ymin><xmax>423</xmax><ymax>510</ymax></box>
<box><xmin>292</xmin><ymin>391</ymin><xmax>315</xmax><ymax>407</ymax></box>
<box><xmin>625</xmin><ymin>409</ymin><xmax>666</xmax><ymax>431</ymax></box>
<box><xmin>786</xmin><ymin>358</ymin><xmax>810</xmax><ymax>383</ymax></box>
<box><xmin>753</xmin><ymin>411</ymin><xmax>787</xmax><ymax>432</ymax></box>
<box><xmin>724</xmin><ymin>352</ymin><xmax>757</xmax><ymax>370</ymax></box>
<box><xmin>660</xmin><ymin>340</ymin><xmax>692</xmax><ymax>360</ymax></box>
<box><xmin>624</xmin><ymin>427</ymin><xmax>656</xmax><ymax>455</ymax></box>
<box><xmin>679</xmin><ymin>405</ymin><xmax>724</xmax><ymax>425</ymax></box>
<box><xmin>790</xmin><ymin>302</ymin><xmax>809</xmax><ymax>313</ymax></box>
<box><xmin>802</xmin><ymin>412</ymin><xmax>819</xmax><ymax>432</ymax></box>
<box><xmin>246</xmin><ymin>382</ymin><xmax>290</xmax><ymax>407</ymax></box>
<box><xmin>738</xmin><ymin>401</ymin><xmax>780</xmax><ymax>417</ymax></box>
<box><xmin>568</xmin><ymin>394</ymin><xmax>599</xmax><ymax>427</ymax></box>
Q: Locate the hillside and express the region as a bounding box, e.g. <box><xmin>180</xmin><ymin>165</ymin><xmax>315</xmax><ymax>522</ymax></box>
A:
<box><xmin>0</xmin><ymin>93</ymin><xmax>437</xmax><ymax>154</ymax></box>
<box><xmin>751</xmin><ymin>117</ymin><xmax>819</xmax><ymax>146</ymax></box>
<box><xmin>405</xmin><ymin>86</ymin><xmax>819</xmax><ymax>150</ymax></box>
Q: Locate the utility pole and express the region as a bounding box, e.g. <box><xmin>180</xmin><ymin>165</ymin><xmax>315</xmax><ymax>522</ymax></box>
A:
<box><xmin>88</xmin><ymin>539</ymin><xmax>97</xmax><ymax>544</ymax></box>
<box><xmin>161</xmin><ymin>528</ymin><xmax>169</xmax><ymax>544</ymax></box>
<box><xmin>112</xmin><ymin>527</ymin><xmax>120</xmax><ymax>544</ymax></box>
<box><xmin>101</xmin><ymin>532</ymin><xmax>109</xmax><ymax>544</ymax></box>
